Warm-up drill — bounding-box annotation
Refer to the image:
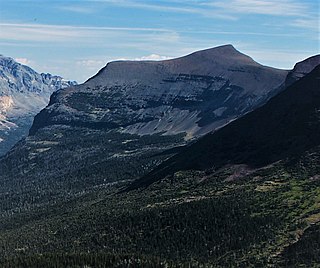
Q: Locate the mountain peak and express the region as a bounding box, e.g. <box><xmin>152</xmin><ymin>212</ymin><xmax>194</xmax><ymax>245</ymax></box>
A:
<box><xmin>192</xmin><ymin>44</ymin><xmax>237</xmax><ymax>54</ymax></box>
<box><xmin>0</xmin><ymin>55</ymin><xmax>77</xmax><ymax>156</ymax></box>
<box><xmin>180</xmin><ymin>44</ymin><xmax>256</xmax><ymax>64</ymax></box>
<box><xmin>86</xmin><ymin>44</ymin><xmax>284</xmax><ymax>95</ymax></box>
<box><xmin>285</xmin><ymin>54</ymin><xmax>320</xmax><ymax>86</ymax></box>
<box><xmin>292</xmin><ymin>55</ymin><xmax>320</xmax><ymax>74</ymax></box>
<box><xmin>200</xmin><ymin>44</ymin><xmax>238</xmax><ymax>53</ymax></box>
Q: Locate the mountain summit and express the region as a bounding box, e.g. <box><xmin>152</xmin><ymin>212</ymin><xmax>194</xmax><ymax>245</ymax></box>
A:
<box><xmin>87</xmin><ymin>44</ymin><xmax>281</xmax><ymax>95</ymax></box>
<box><xmin>285</xmin><ymin>54</ymin><xmax>320</xmax><ymax>86</ymax></box>
<box><xmin>0</xmin><ymin>55</ymin><xmax>76</xmax><ymax>155</ymax></box>
<box><xmin>30</xmin><ymin>45</ymin><xmax>287</xmax><ymax>138</ymax></box>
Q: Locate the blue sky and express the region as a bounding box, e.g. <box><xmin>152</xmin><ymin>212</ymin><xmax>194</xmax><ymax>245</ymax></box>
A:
<box><xmin>0</xmin><ymin>0</ymin><xmax>319</xmax><ymax>82</ymax></box>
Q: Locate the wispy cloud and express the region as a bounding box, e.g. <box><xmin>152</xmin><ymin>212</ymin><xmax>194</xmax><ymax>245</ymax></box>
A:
<box><xmin>179</xmin><ymin>29</ymin><xmax>303</xmax><ymax>38</ymax></box>
<box><xmin>89</xmin><ymin>0</ymin><xmax>312</xmax><ymax>18</ymax></box>
<box><xmin>201</xmin><ymin>0</ymin><xmax>307</xmax><ymax>16</ymax></box>
<box><xmin>203</xmin><ymin>0</ymin><xmax>318</xmax><ymax>32</ymax></box>
<box><xmin>59</xmin><ymin>5</ymin><xmax>97</xmax><ymax>14</ymax></box>
<box><xmin>0</xmin><ymin>23</ymin><xmax>84</xmax><ymax>42</ymax></box>
<box><xmin>134</xmin><ymin>54</ymin><xmax>171</xmax><ymax>61</ymax></box>
<box><xmin>76</xmin><ymin>54</ymin><xmax>171</xmax><ymax>70</ymax></box>
<box><xmin>2</xmin><ymin>21</ymin><xmax>306</xmax><ymax>46</ymax></box>
<box><xmin>87</xmin><ymin>0</ymin><xmax>236</xmax><ymax>20</ymax></box>
<box><xmin>14</xmin><ymin>57</ymin><xmax>34</xmax><ymax>66</ymax></box>
<box><xmin>291</xmin><ymin>18</ymin><xmax>320</xmax><ymax>32</ymax></box>
<box><xmin>76</xmin><ymin>59</ymin><xmax>106</xmax><ymax>68</ymax></box>
<box><xmin>52</xmin><ymin>0</ymin><xmax>317</xmax><ymax>29</ymax></box>
<box><xmin>0</xmin><ymin>23</ymin><xmax>175</xmax><ymax>43</ymax></box>
<box><xmin>75</xmin><ymin>59</ymin><xmax>106</xmax><ymax>79</ymax></box>
<box><xmin>114</xmin><ymin>54</ymin><xmax>172</xmax><ymax>61</ymax></box>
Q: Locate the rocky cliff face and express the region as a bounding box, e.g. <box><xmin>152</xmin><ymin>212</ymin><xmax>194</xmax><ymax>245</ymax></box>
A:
<box><xmin>30</xmin><ymin>45</ymin><xmax>287</xmax><ymax>138</ymax></box>
<box><xmin>0</xmin><ymin>55</ymin><xmax>76</xmax><ymax>155</ymax></box>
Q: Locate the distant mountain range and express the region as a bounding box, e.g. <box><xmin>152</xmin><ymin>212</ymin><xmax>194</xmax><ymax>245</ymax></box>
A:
<box><xmin>0</xmin><ymin>46</ymin><xmax>319</xmax><ymax>267</ymax></box>
<box><xmin>0</xmin><ymin>45</ymin><xmax>294</xmax><ymax>199</ymax></box>
<box><xmin>1</xmin><ymin>46</ymin><xmax>319</xmax><ymax>197</ymax></box>
<box><xmin>0</xmin><ymin>55</ymin><xmax>76</xmax><ymax>156</ymax></box>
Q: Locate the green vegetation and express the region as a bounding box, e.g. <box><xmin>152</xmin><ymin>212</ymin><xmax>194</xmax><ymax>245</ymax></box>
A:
<box><xmin>0</xmin><ymin>150</ymin><xmax>319</xmax><ymax>267</ymax></box>
<box><xmin>0</xmin><ymin>125</ymin><xmax>185</xmax><ymax>213</ymax></box>
<box><xmin>1</xmin><ymin>253</ymin><xmax>190</xmax><ymax>268</ymax></box>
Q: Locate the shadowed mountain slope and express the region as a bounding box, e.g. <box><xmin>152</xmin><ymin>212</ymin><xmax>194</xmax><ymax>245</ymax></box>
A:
<box><xmin>129</xmin><ymin>64</ymin><xmax>320</xmax><ymax>189</ymax></box>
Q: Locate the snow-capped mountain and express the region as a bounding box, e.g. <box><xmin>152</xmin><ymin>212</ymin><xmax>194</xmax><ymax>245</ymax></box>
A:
<box><xmin>0</xmin><ymin>55</ymin><xmax>77</xmax><ymax>155</ymax></box>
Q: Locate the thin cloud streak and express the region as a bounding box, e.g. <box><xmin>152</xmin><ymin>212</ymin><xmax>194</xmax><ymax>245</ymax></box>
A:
<box><xmin>291</xmin><ymin>18</ymin><xmax>320</xmax><ymax>32</ymax></box>
<box><xmin>59</xmin><ymin>5</ymin><xmax>97</xmax><ymax>14</ymax></box>
<box><xmin>115</xmin><ymin>54</ymin><xmax>172</xmax><ymax>61</ymax></box>
<box><xmin>202</xmin><ymin>0</ymin><xmax>307</xmax><ymax>16</ymax></box>
<box><xmin>90</xmin><ymin>0</ymin><xmax>311</xmax><ymax>18</ymax></box>
<box><xmin>86</xmin><ymin>0</ymin><xmax>316</xmax><ymax>30</ymax></box>
<box><xmin>14</xmin><ymin>57</ymin><xmax>33</xmax><ymax>66</ymax></box>
<box><xmin>0</xmin><ymin>23</ymin><xmax>172</xmax><ymax>33</ymax></box>
<box><xmin>89</xmin><ymin>0</ymin><xmax>237</xmax><ymax>20</ymax></box>
<box><xmin>1</xmin><ymin>22</ymin><xmax>307</xmax><ymax>45</ymax></box>
<box><xmin>0</xmin><ymin>23</ymin><xmax>175</xmax><ymax>43</ymax></box>
<box><xmin>179</xmin><ymin>30</ymin><xmax>303</xmax><ymax>38</ymax></box>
